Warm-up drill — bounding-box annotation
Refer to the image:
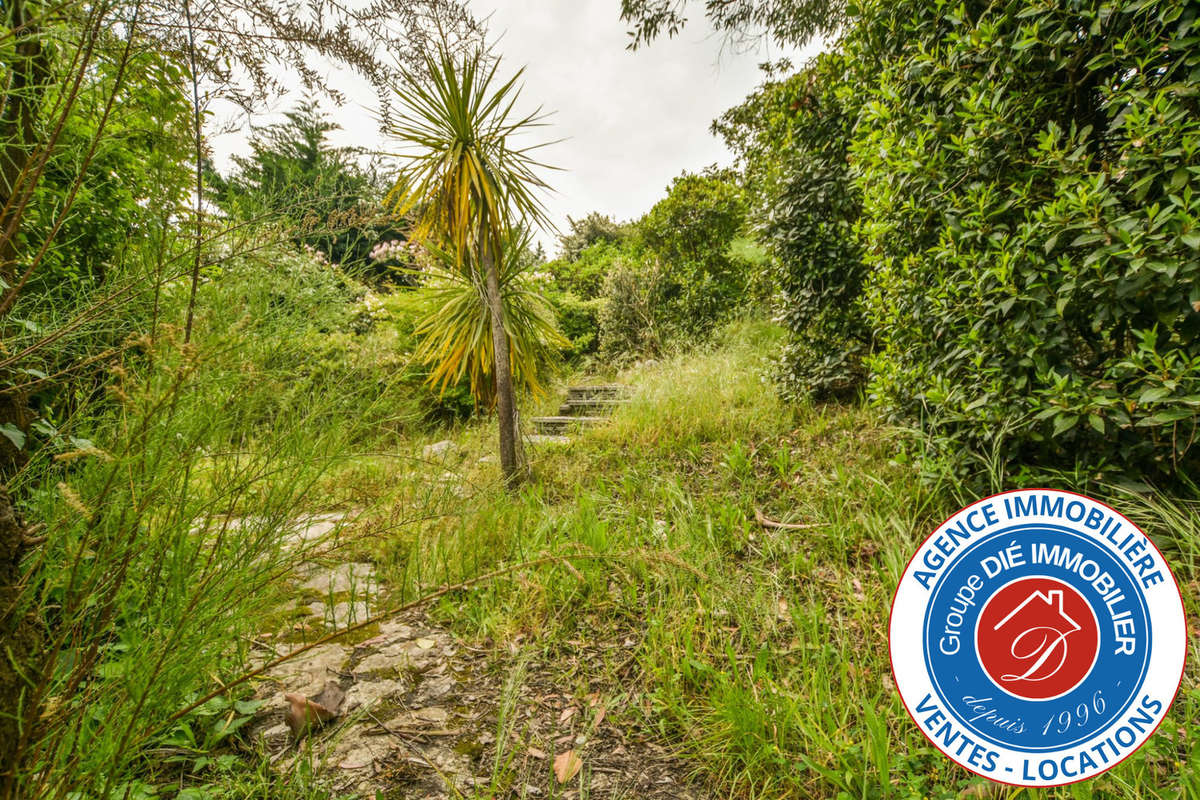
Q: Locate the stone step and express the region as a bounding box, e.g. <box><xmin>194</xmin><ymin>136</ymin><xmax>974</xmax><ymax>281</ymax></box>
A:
<box><xmin>526</xmin><ymin>433</ymin><xmax>571</xmax><ymax>446</ymax></box>
<box><xmin>531</xmin><ymin>415</ymin><xmax>607</xmax><ymax>435</ymax></box>
<box><xmin>566</xmin><ymin>384</ymin><xmax>629</xmax><ymax>402</ymax></box>
<box><xmin>557</xmin><ymin>398</ymin><xmax>628</xmax><ymax>416</ymax></box>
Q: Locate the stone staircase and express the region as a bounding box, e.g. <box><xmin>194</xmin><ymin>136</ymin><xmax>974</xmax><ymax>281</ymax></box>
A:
<box><xmin>531</xmin><ymin>385</ymin><xmax>629</xmax><ymax>437</ymax></box>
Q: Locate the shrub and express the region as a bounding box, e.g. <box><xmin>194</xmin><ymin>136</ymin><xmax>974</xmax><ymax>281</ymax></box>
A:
<box><xmin>715</xmin><ymin>54</ymin><xmax>868</xmax><ymax>399</ymax></box>
<box><xmin>547</xmin><ymin>239</ymin><xmax>628</xmax><ymax>300</ymax></box>
<box><xmin>548</xmin><ymin>289</ymin><xmax>605</xmax><ymax>361</ymax></box>
<box><xmin>579</xmin><ymin>172</ymin><xmax>756</xmax><ymax>360</ymax></box>
<box><xmin>556</xmin><ymin>212</ymin><xmax>628</xmax><ymax>264</ymax></box>
<box><xmin>23</xmin><ymin>51</ymin><xmax>193</xmax><ymax>300</ymax></box>
<box><xmin>186</xmin><ymin>245</ymin><xmax>476</xmax><ymax>436</ymax></box>
<box><xmin>636</xmin><ymin>171</ymin><xmax>751</xmax><ymax>339</ymax></box>
<box><xmin>850</xmin><ymin>0</ymin><xmax>1200</xmax><ymax>477</ymax></box>
<box><xmin>598</xmin><ymin>260</ymin><xmax>663</xmax><ymax>358</ymax></box>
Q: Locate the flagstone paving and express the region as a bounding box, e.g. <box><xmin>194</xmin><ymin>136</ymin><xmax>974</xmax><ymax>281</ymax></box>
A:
<box><xmin>247</xmin><ymin>510</ymin><xmax>705</xmax><ymax>799</ymax></box>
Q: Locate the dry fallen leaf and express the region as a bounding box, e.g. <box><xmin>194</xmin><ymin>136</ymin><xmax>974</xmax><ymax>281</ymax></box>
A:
<box><xmin>553</xmin><ymin>749</ymin><xmax>582</xmax><ymax>783</ymax></box>
<box><xmin>559</xmin><ymin>706</ymin><xmax>577</xmax><ymax>725</ymax></box>
<box><xmin>851</xmin><ymin>577</ymin><xmax>866</xmax><ymax>602</ymax></box>
<box><xmin>592</xmin><ymin>704</ymin><xmax>607</xmax><ymax>727</ymax></box>
<box><xmin>528</xmin><ymin>746</ymin><xmax>548</xmax><ymax>759</ymax></box>
<box><xmin>283</xmin><ymin>691</ymin><xmax>338</xmax><ymax>738</ymax></box>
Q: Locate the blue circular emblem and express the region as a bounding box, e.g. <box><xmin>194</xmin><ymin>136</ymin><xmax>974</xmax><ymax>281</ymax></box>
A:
<box><xmin>890</xmin><ymin>490</ymin><xmax>1186</xmax><ymax>787</ymax></box>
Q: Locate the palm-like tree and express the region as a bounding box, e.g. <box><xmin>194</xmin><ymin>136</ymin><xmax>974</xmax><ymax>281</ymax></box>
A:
<box><xmin>387</xmin><ymin>46</ymin><xmax>555</xmax><ymax>487</ymax></box>
<box><xmin>411</xmin><ymin>229</ymin><xmax>566</xmax><ymax>405</ymax></box>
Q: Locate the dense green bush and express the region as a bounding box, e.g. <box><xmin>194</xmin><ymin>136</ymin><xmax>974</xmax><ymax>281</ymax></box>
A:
<box><xmin>721</xmin><ymin>0</ymin><xmax>1200</xmax><ymax>477</ymax></box>
<box><xmin>3</xmin><ymin>50</ymin><xmax>194</xmax><ymax>451</ymax></box>
<box><xmin>598</xmin><ymin>259</ymin><xmax>664</xmax><ymax>358</ymax></box>
<box><xmin>546</xmin><ymin>176</ymin><xmax>753</xmax><ymax>361</ymax></box>
<box><xmin>210</xmin><ymin>102</ymin><xmax>407</xmax><ymax>278</ymax></box>
<box><xmin>547</xmin><ymin>239</ymin><xmax>628</xmax><ymax>300</ymax></box>
<box><xmin>556</xmin><ymin>212</ymin><xmax>629</xmax><ymax>265</ymax></box>
<box><xmin>25</xmin><ymin>54</ymin><xmax>192</xmax><ymax>299</ymax></box>
<box><xmin>186</xmin><ymin>247</ymin><xmax>475</xmax><ymax>436</ymax></box>
<box><xmin>545</xmin><ymin>239</ymin><xmax>645</xmax><ymax>362</ymax></box>
<box><xmin>548</xmin><ymin>289</ymin><xmax>605</xmax><ymax>360</ymax></box>
<box><xmin>636</xmin><ymin>171</ymin><xmax>751</xmax><ymax>339</ymax></box>
<box><xmin>849</xmin><ymin>0</ymin><xmax>1200</xmax><ymax>477</ymax></box>
<box><xmin>716</xmin><ymin>54</ymin><xmax>868</xmax><ymax>399</ymax></box>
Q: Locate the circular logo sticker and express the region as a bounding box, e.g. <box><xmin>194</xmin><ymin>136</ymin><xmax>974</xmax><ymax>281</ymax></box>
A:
<box><xmin>889</xmin><ymin>489</ymin><xmax>1186</xmax><ymax>787</ymax></box>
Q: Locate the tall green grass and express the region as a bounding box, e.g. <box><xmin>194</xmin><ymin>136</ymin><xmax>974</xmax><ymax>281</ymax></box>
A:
<box><xmin>5</xmin><ymin>247</ymin><xmax>462</xmax><ymax>799</ymax></box>
<box><xmin>362</xmin><ymin>319</ymin><xmax>1199</xmax><ymax>800</ymax></box>
<box><xmin>20</xmin><ymin>297</ymin><xmax>1195</xmax><ymax>799</ymax></box>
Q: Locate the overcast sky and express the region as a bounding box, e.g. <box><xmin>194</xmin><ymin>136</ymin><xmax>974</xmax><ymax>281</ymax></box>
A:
<box><xmin>208</xmin><ymin>1</ymin><xmax>820</xmax><ymax>255</ymax></box>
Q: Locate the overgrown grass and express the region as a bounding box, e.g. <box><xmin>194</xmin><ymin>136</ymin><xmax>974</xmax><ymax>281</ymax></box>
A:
<box><xmin>348</xmin><ymin>318</ymin><xmax>1199</xmax><ymax>799</ymax></box>
<box><xmin>26</xmin><ymin>300</ymin><xmax>1194</xmax><ymax>799</ymax></box>
<box><xmin>5</xmin><ymin>247</ymin><xmax>476</xmax><ymax>800</ymax></box>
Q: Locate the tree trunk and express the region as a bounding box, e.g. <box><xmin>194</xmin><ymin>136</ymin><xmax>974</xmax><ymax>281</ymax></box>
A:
<box><xmin>481</xmin><ymin>242</ymin><xmax>525</xmax><ymax>488</ymax></box>
<box><xmin>0</xmin><ymin>0</ymin><xmax>49</xmax><ymax>286</ymax></box>
<box><xmin>0</xmin><ymin>488</ymin><xmax>35</xmax><ymax>793</ymax></box>
<box><xmin>0</xmin><ymin>1</ymin><xmax>48</xmax><ymax>788</ymax></box>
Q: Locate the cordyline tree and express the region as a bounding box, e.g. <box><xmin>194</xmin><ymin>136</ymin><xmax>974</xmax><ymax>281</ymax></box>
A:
<box><xmin>387</xmin><ymin>46</ymin><xmax>556</xmax><ymax>489</ymax></box>
<box><xmin>0</xmin><ymin>0</ymin><xmax>480</xmax><ymax>794</ymax></box>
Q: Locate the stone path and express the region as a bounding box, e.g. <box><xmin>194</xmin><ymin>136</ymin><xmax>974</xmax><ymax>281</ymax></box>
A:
<box><xmin>246</xmin><ymin>511</ymin><xmax>706</xmax><ymax>799</ymax></box>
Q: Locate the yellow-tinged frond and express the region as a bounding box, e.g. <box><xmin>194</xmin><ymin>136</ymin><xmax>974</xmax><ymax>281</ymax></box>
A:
<box><xmin>406</xmin><ymin>232</ymin><xmax>565</xmax><ymax>406</ymax></box>
<box><xmin>386</xmin><ymin>45</ymin><xmax>560</xmax><ymax>408</ymax></box>
<box><xmin>387</xmin><ymin>45</ymin><xmax>554</xmax><ymax>246</ymax></box>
